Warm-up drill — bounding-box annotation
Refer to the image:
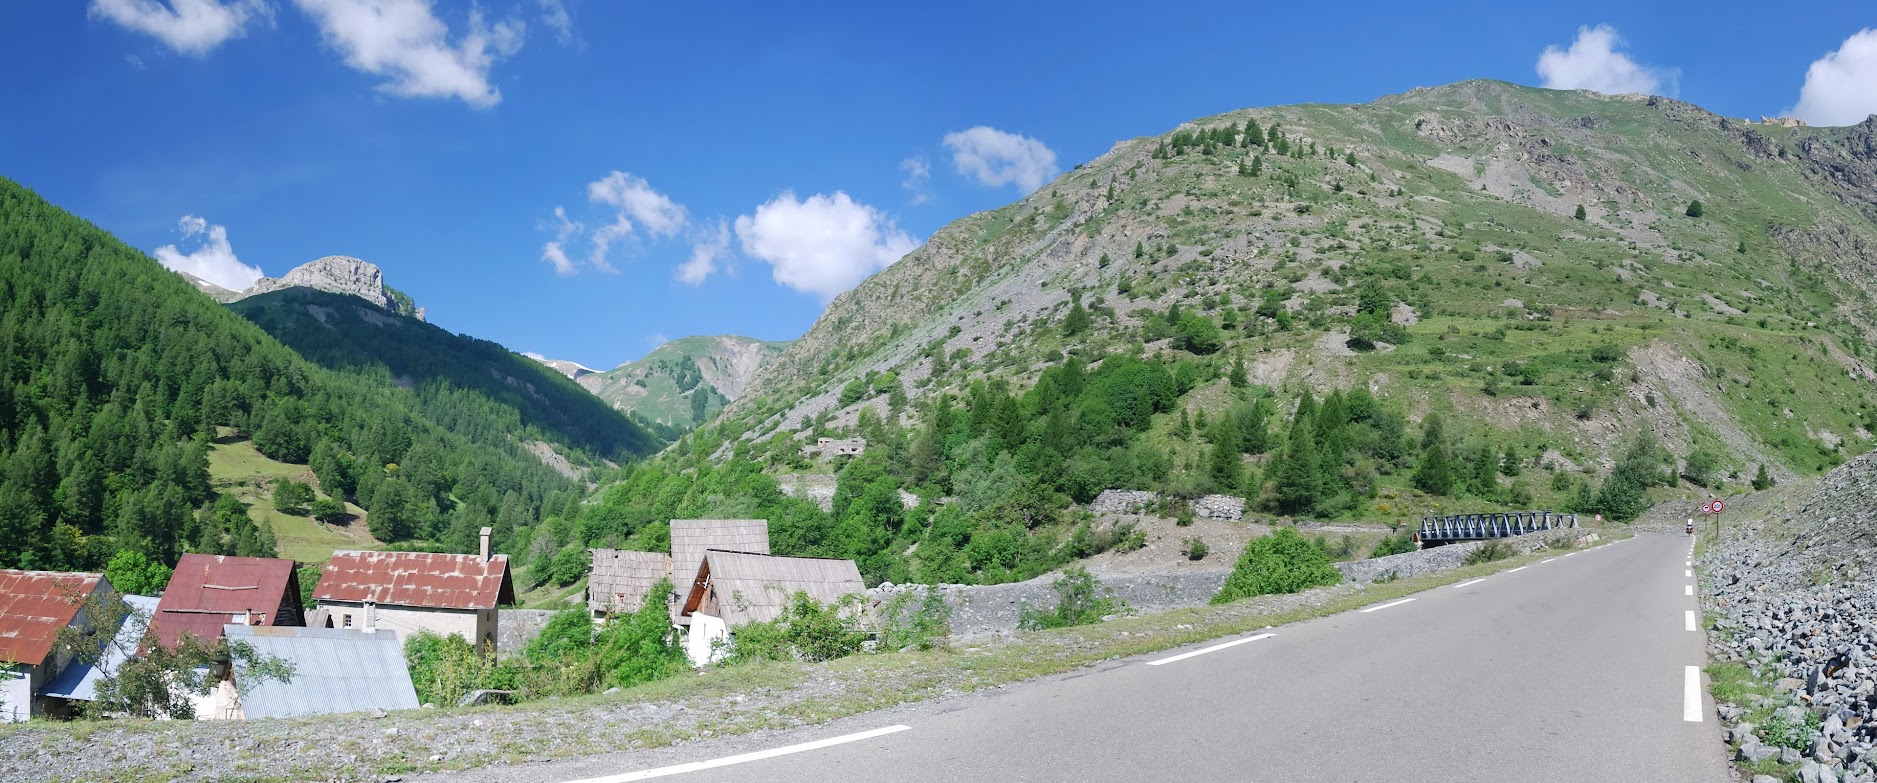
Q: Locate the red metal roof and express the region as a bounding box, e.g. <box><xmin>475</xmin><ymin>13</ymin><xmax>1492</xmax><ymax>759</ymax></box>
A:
<box><xmin>147</xmin><ymin>554</ymin><xmax>299</xmax><ymax>651</ymax></box>
<box><xmin>314</xmin><ymin>551</ymin><xmax>514</xmax><ymax>610</ymax></box>
<box><xmin>0</xmin><ymin>570</ymin><xmax>103</xmax><ymax>666</ymax></box>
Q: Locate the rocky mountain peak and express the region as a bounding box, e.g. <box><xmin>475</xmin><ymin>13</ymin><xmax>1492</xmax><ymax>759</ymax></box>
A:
<box><xmin>237</xmin><ymin>255</ymin><xmax>424</xmax><ymax>321</ymax></box>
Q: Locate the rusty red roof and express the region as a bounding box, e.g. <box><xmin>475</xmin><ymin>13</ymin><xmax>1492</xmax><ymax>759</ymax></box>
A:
<box><xmin>314</xmin><ymin>551</ymin><xmax>515</xmax><ymax>610</ymax></box>
<box><xmin>147</xmin><ymin>554</ymin><xmax>300</xmax><ymax>651</ymax></box>
<box><xmin>0</xmin><ymin>570</ymin><xmax>103</xmax><ymax>666</ymax></box>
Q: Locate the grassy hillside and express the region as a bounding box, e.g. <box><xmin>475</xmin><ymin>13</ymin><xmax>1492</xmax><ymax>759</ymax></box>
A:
<box><xmin>579</xmin><ymin>335</ymin><xmax>789</xmax><ymax>433</ymax></box>
<box><xmin>206</xmin><ymin>432</ymin><xmax>378</xmax><ymax>563</ymax></box>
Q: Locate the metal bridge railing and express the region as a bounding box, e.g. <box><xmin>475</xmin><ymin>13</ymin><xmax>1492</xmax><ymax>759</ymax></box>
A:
<box><xmin>1416</xmin><ymin>511</ymin><xmax>1578</xmax><ymax>543</ymax></box>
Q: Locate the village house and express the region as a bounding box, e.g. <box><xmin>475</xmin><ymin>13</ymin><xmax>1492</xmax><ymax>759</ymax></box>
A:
<box><xmin>678</xmin><ymin>551</ymin><xmax>865</xmax><ymax>666</ymax></box>
<box><xmin>0</xmin><ymin>569</ymin><xmax>111</xmax><ymax>722</ymax></box>
<box><xmin>39</xmin><ymin>594</ymin><xmax>159</xmax><ymax>717</ymax></box>
<box><xmin>669</xmin><ymin>519</ymin><xmax>770</xmax><ymax>624</ymax></box>
<box><xmin>215</xmin><ymin>624</ymin><xmax>419</xmax><ymax>719</ymax></box>
<box><xmin>587</xmin><ymin>548</ymin><xmax>672</xmax><ymax>621</ymax></box>
<box><xmin>312</xmin><ymin>528</ymin><xmax>515</xmax><ymax>652</ymax></box>
<box><xmin>146</xmin><ymin>554</ymin><xmax>303</xmax><ymax>654</ymax></box>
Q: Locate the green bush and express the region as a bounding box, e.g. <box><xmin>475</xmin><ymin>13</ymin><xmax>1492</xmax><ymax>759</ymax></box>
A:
<box><xmin>1181</xmin><ymin>537</ymin><xmax>1209</xmax><ymax>561</ymax></box>
<box><xmin>1213</xmin><ymin>528</ymin><xmax>1342</xmax><ymax>604</ymax></box>
<box><xmin>1370</xmin><ymin>530</ymin><xmax>1417</xmax><ymax>558</ymax></box>
<box><xmin>728</xmin><ymin>592</ymin><xmax>869</xmax><ymax>663</ymax></box>
<box><xmin>1020</xmin><ymin>566</ymin><xmax>1125</xmax><ymax>630</ymax></box>
<box><xmin>309</xmin><ymin>496</ymin><xmax>346</xmax><ymax>524</ymax></box>
<box><xmin>879</xmin><ymin>588</ymin><xmax>953</xmax><ymax>652</ymax></box>
<box><xmin>1462</xmin><ymin>539</ymin><xmax>1513</xmax><ymax>565</ymax></box>
<box><xmin>1760</xmin><ymin>710</ymin><xmax>1818</xmax><ymax>750</ymax></box>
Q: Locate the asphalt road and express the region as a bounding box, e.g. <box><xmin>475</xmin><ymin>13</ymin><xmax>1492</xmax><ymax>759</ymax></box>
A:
<box><xmin>434</xmin><ymin>534</ymin><xmax>1731</xmax><ymax>783</ymax></box>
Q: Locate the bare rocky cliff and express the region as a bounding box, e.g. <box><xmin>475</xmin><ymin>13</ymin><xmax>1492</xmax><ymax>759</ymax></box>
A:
<box><xmin>235</xmin><ymin>255</ymin><xmax>425</xmax><ymax>321</ymax></box>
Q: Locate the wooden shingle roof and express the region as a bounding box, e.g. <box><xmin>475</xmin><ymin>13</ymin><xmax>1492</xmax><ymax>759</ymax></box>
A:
<box><xmin>670</xmin><ymin>520</ymin><xmax>769</xmax><ymax>590</ymax></box>
<box><xmin>587</xmin><ymin>549</ymin><xmax>670</xmax><ymax>614</ymax></box>
<box><xmin>681</xmin><ymin>551</ymin><xmax>864</xmax><ymax>627</ymax></box>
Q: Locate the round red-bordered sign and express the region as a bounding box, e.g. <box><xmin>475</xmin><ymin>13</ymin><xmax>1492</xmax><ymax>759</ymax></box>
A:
<box><xmin>1701</xmin><ymin>502</ymin><xmax>1713</xmax><ymax>514</ymax></box>
<box><xmin>1711</xmin><ymin>500</ymin><xmax>1725</xmax><ymax>513</ymax></box>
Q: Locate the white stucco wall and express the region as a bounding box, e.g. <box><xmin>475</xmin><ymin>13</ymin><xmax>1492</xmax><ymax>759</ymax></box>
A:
<box><xmin>317</xmin><ymin>601</ymin><xmax>496</xmax><ymax>653</ymax></box>
<box><xmin>0</xmin><ymin>667</ymin><xmax>30</xmax><ymax>723</ymax></box>
<box><xmin>684</xmin><ymin>614</ymin><xmax>729</xmax><ymax>667</ymax></box>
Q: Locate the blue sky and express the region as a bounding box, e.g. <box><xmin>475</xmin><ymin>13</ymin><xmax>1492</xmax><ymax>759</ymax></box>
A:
<box><xmin>2</xmin><ymin>1</ymin><xmax>1873</xmax><ymax>369</ymax></box>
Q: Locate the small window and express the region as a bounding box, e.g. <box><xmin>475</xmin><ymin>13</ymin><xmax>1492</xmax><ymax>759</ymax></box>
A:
<box><xmin>342</xmin><ymin>614</ymin><xmax>353</xmax><ymax>628</ymax></box>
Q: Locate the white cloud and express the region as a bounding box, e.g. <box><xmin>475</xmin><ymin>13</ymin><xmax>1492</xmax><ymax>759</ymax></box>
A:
<box><xmin>677</xmin><ymin>219</ymin><xmax>731</xmax><ymax>285</ymax></box>
<box><xmin>125</xmin><ymin>53</ymin><xmax>147</xmax><ymax>70</ymax></box>
<box><xmin>734</xmin><ymin>191</ymin><xmax>918</xmax><ymax>299</ymax></box>
<box><xmin>89</xmin><ymin>0</ymin><xmax>272</xmax><ymax>55</ymax></box>
<box><xmin>294</xmin><ymin>0</ymin><xmax>524</xmax><ymax>108</ymax></box>
<box><xmin>540</xmin><ymin>205</ymin><xmax>582</xmax><ymax>276</ymax></box>
<box><xmin>1787</xmin><ymin>29</ymin><xmax>1877</xmax><ymax>127</ymax></box>
<box><xmin>584</xmin><ymin>170</ymin><xmax>686</xmax><ymax>271</ymax></box>
<box><xmin>537</xmin><ymin>0</ymin><xmax>574</xmax><ymax>46</ymax></box>
<box><xmin>1536</xmin><ymin>24</ymin><xmax>1672</xmax><ymax>95</ymax></box>
<box><xmin>153</xmin><ymin>214</ymin><xmax>264</xmax><ymax>290</ymax></box>
<box><xmin>941</xmin><ymin>126</ymin><xmax>1059</xmax><ymax>193</ymax></box>
<box><xmin>521</xmin><ymin>350</ymin><xmax>547</xmax><ymax>360</ymax></box>
<box><xmin>900</xmin><ymin>156</ymin><xmax>931</xmax><ymax>204</ymax></box>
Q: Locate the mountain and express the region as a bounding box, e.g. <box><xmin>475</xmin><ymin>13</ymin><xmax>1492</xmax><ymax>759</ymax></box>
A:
<box><xmin>571</xmin><ymin>335</ymin><xmax>789</xmax><ymax>433</ymax></box>
<box><xmin>233</xmin><ymin>255</ymin><xmax>426</xmax><ymax>320</ymax></box>
<box><xmin>719</xmin><ymin>79</ymin><xmax>1877</xmax><ymax>497</ymax></box>
<box><xmin>228</xmin><ymin>286</ymin><xmax>661</xmax><ymax>466</ymax></box>
<box><xmin>0</xmin><ymin>176</ymin><xmax>639</xmax><ymax>574</ymax></box>
<box><xmin>533</xmin><ymin>357</ymin><xmax>598</xmax><ymax>380</ymax></box>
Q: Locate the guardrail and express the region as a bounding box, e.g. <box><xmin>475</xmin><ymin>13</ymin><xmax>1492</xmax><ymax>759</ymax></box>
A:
<box><xmin>1417</xmin><ymin>511</ymin><xmax>1578</xmax><ymax>544</ymax></box>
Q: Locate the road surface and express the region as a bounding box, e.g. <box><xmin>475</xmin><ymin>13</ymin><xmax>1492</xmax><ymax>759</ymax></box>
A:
<box><xmin>426</xmin><ymin>533</ymin><xmax>1729</xmax><ymax>783</ymax></box>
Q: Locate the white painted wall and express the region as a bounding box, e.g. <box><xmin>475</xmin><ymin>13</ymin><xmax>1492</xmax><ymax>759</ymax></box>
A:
<box><xmin>684</xmin><ymin>614</ymin><xmax>729</xmax><ymax>667</ymax></box>
<box><xmin>0</xmin><ymin>667</ymin><xmax>30</xmax><ymax>723</ymax></box>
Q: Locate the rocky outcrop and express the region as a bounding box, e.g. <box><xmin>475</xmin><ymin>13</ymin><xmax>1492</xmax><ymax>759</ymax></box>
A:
<box><xmin>236</xmin><ymin>256</ymin><xmax>424</xmax><ymax>321</ymax></box>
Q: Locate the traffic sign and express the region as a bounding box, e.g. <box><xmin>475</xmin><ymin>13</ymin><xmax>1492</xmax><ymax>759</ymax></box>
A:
<box><xmin>1711</xmin><ymin>500</ymin><xmax>1725</xmax><ymax>513</ymax></box>
<box><xmin>1594</xmin><ymin>513</ymin><xmax>1603</xmax><ymax>522</ymax></box>
<box><xmin>1701</xmin><ymin>502</ymin><xmax>1713</xmax><ymax>514</ymax></box>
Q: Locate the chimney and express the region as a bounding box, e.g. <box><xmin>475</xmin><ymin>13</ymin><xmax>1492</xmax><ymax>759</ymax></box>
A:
<box><xmin>363</xmin><ymin>600</ymin><xmax>377</xmax><ymax>634</ymax></box>
<box><xmin>480</xmin><ymin>527</ymin><xmax>493</xmax><ymax>561</ymax></box>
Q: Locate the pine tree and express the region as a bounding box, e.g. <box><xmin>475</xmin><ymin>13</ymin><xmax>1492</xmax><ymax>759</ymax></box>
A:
<box><xmin>1272</xmin><ymin>418</ymin><xmax>1323</xmax><ymax>515</ymax></box>
<box><xmin>1685</xmin><ymin>200</ymin><xmax>1705</xmax><ymax>218</ymax></box>
<box><xmin>1177</xmin><ymin>408</ymin><xmax>1192</xmax><ymax>440</ymax></box>
<box><xmin>1210</xmin><ymin>423</ymin><xmax>1242</xmax><ymax>489</ymax></box>
<box><xmin>1419</xmin><ymin>412</ymin><xmax>1446</xmax><ymax>450</ymax></box>
<box><xmin>1344</xmin><ymin>151</ymin><xmax>1356</xmax><ymax>166</ymax></box>
<box><xmin>1752</xmin><ymin>463</ymin><xmax>1774</xmax><ymax>491</ymax></box>
<box><xmin>1411</xmin><ymin>443</ymin><xmax>1455</xmax><ymax>496</ymax></box>
<box><xmin>1250</xmin><ymin>155</ymin><xmax>1264</xmax><ymax>176</ymax></box>
<box><xmin>1574</xmin><ymin>204</ymin><xmax>1587</xmax><ymax>220</ymax></box>
<box><xmin>1134</xmin><ymin>241</ymin><xmax>1145</xmax><ymax>259</ymax></box>
<box><xmin>1063</xmin><ymin>296</ymin><xmax>1092</xmax><ymax>336</ymax></box>
<box><xmin>1228</xmin><ymin>354</ymin><xmax>1249</xmax><ymax>389</ymax></box>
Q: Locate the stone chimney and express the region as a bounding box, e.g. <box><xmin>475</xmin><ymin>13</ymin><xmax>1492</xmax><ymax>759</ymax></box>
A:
<box><xmin>480</xmin><ymin>527</ymin><xmax>493</xmax><ymax>561</ymax></box>
<box><xmin>363</xmin><ymin>600</ymin><xmax>377</xmax><ymax>634</ymax></box>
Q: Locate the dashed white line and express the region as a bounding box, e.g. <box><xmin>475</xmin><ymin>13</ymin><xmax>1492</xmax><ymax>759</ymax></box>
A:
<box><xmin>1685</xmin><ymin>666</ymin><xmax>1704</xmax><ymax>722</ymax></box>
<box><xmin>562</xmin><ymin>725</ymin><xmax>913</xmax><ymax>782</ymax></box>
<box><xmin>1685</xmin><ymin>569</ymin><xmax>1693</xmax><ymax>578</ymax></box>
<box><xmin>1360</xmin><ymin>598</ymin><xmax>1416</xmax><ymax>613</ymax></box>
<box><xmin>1454</xmin><ymin>578</ymin><xmax>1487</xmax><ymax>589</ymax></box>
<box><xmin>1686</xmin><ymin>560</ymin><xmax>1692</xmax><ymax>566</ymax></box>
<box><xmin>1564</xmin><ymin>552</ymin><xmax>1577</xmax><ymax>557</ymax></box>
<box><xmin>1685</xmin><ymin>610</ymin><xmax>1698</xmax><ymax>632</ymax></box>
<box><xmin>1540</xmin><ymin>558</ymin><xmax>1556</xmax><ymax>564</ymax></box>
<box><xmin>1505</xmin><ymin>566</ymin><xmax>1527</xmax><ymax>573</ymax></box>
<box><xmin>1145</xmin><ymin>633</ymin><xmax>1275</xmax><ymax>666</ymax></box>
<box><xmin>1685</xmin><ymin>585</ymin><xmax>1694</xmax><ymax>596</ymax></box>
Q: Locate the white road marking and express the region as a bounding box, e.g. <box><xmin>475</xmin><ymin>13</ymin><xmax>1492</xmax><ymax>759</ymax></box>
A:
<box><xmin>563</xmin><ymin>725</ymin><xmax>913</xmax><ymax>782</ymax></box>
<box><xmin>1685</xmin><ymin>666</ymin><xmax>1703</xmax><ymax>722</ymax></box>
<box><xmin>1564</xmin><ymin>552</ymin><xmax>1577</xmax><ymax>557</ymax></box>
<box><xmin>1145</xmin><ymin>633</ymin><xmax>1276</xmax><ymax>666</ymax></box>
<box><xmin>1685</xmin><ymin>569</ymin><xmax>1693</xmax><ymax>578</ymax></box>
<box><xmin>1685</xmin><ymin>610</ymin><xmax>1698</xmax><ymax>632</ymax></box>
<box><xmin>1685</xmin><ymin>585</ymin><xmax>1694</xmax><ymax>596</ymax></box>
<box><xmin>1505</xmin><ymin>566</ymin><xmax>1527</xmax><ymax>573</ymax></box>
<box><xmin>1360</xmin><ymin>598</ymin><xmax>1416</xmax><ymax>613</ymax></box>
<box><xmin>1686</xmin><ymin>560</ymin><xmax>1692</xmax><ymax>566</ymax></box>
<box><xmin>1540</xmin><ymin>558</ymin><xmax>1556</xmax><ymax>564</ymax></box>
<box><xmin>1454</xmin><ymin>578</ymin><xmax>1487</xmax><ymax>588</ymax></box>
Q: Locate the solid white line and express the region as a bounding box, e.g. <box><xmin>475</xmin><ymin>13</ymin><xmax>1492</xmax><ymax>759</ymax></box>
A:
<box><xmin>1685</xmin><ymin>610</ymin><xmax>1697</xmax><ymax>632</ymax></box>
<box><xmin>1453</xmin><ymin>578</ymin><xmax>1487</xmax><ymax>588</ymax></box>
<box><xmin>1145</xmin><ymin>633</ymin><xmax>1275</xmax><ymax>666</ymax></box>
<box><xmin>1540</xmin><ymin>558</ymin><xmax>1556</xmax><ymax>564</ymax></box>
<box><xmin>1684</xmin><ymin>666</ymin><xmax>1703</xmax><ymax>722</ymax></box>
<box><xmin>1685</xmin><ymin>585</ymin><xmax>1694</xmax><ymax>596</ymax></box>
<box><xmin>1564</xmin><ymin>552</ymin><xmax>1577</xmax><ymax>557</ymax></box>
<box><xmin>1505</xmin><ymin>566</ymin><xmax>1527</xmax><ymax>573</ymax></box>
<box><xmin>563</xmin><ymin>725</ymin><xmax>912</xmax><ymax>782</ymax></box>
<box><xmin>1360</xmin><ymin>598</ymin><xmax>1416</xmax><ymax>613</ymax></box>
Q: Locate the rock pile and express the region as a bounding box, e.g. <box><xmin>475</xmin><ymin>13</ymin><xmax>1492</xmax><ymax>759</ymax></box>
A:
<box><xmin>1090</xmin><ymin>489</ymin><xmax>1160</xmax><ymax>515</ymax></box>
<box><xmin>1703</xmin><ymin>450</ymin><xmax>1877</xmax><ymax>783</ymax></box>
<box><xmin>1192</xmin><ymin>494</ymin><xmax>1245</xmax><ymax>520</ymax></box>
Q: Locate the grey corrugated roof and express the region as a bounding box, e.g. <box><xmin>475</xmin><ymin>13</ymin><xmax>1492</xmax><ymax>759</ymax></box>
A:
<box><xmin>224</xmin><ymin>624</ymin><xmax>419</xmax><ymax>719</ymax></box>
<box><xmin>41</xmin><ymin>595</ymin><xmax>158</xmax><ymax>701</ymax></box>
<box><xmin>587</xmin><ymin>549</ymin><xmax>670</xmax><ymax>614</ymax></box>
<box><xmin>685</xmin><ymin>551</ymin><xmax>864</xmax><ymax>627</ymax></box>
<box><xmin>670</xmin><ymin>520</ymin><xmax>770</xmax><ymax>592</ymax></box>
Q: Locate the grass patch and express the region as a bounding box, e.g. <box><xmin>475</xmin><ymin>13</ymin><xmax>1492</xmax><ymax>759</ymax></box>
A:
<box><xmin>207</xmin><ymin>433</ymin><xmax>377</xmax><ymax>563</ymax></box>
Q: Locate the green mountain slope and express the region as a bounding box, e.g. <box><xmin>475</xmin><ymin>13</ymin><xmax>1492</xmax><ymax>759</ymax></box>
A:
<box><xmin>728</xmin><ymin>80</ymin><xmax>1877</xmax><ymax>484</ymax></box>
<box><xmin>229</xmin><ymin>286</ymin><xmax>660</xmax><ymax>466</ymax></box>
<box><xmin>573</xmin><ymin>335</ymin><xmax>789</xmax><ymax>433</ymax></box>
<box><xmin>0</xmin><ymin>176</ymin><xmax>619</xmax><ymax>572</ymax></box>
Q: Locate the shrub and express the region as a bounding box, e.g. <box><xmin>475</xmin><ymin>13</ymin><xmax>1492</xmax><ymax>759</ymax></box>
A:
<box><xmin>309</xmin><ymin>496</ymin><xmax>346</xmax><ymax>524</ymax></box>
<box><xmin>271</xmin><ymin>478</ymin><xmax>314</xmax><ymax>515</ymax></box>
<box><xmin>1213</xmin><ymin>528</ymin><xmax>1343</xmax><ymax>604</ymax></box>
<box><xmin>728</xmin><ymin>592</ymin><xmax>869</xmax><ymax>663</ymax></box>
<box><xmin>1182</xmin><ymin>537</ymin><xmax>1209</xmax><ymax>560</ymax></box>
<box><xmin>1760</xmin><ymin>710</ymin><xmax>1819</xmax><ymax>750</ymax></box>
<box><xmin>1462</xmin><ymin>539</ymin><xmax>1512</xmax><ymax>566</ymax></box>
<box><xmin>1114</xmin><ymin>523</ymin><xmax>1148</xmax><ymax>553</ymax></box>
<box><xmin>1370</xmin><ymin>530</ymin><xmax>1416</xmax><ymax>558</ymax></box>
<box><xmin>1020</xmin><ymin>567</ymin><xmax>1125</xmax><ymax>630</ymax></box>
<box><xmin>879</xmin><ymin>589</ymin><xmax>954</xmax><ymax>652</ymax></box>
